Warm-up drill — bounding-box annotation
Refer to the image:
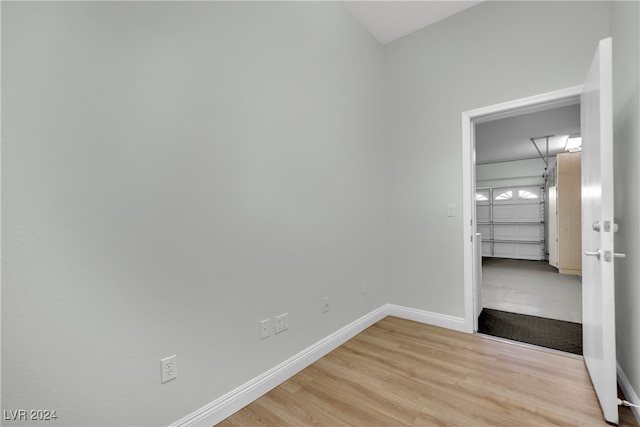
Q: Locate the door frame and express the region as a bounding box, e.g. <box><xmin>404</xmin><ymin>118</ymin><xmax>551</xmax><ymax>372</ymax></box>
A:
<box><xmin>461</xmin><ymin>86</ymin><xmax>583</xmax><ymax>333</ymax></box>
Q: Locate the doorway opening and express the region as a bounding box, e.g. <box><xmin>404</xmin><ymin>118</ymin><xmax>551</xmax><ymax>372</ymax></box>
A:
<box><xmin>474</xmin><ymin>104</ymin><xmax>583</xmax><ymax>354</ymax></box>
<box><xmin>461</xmin><ymin>86</ymin><xmax>583</xmax><ymax>343</ymax></box>
<box><xmin>464</xmin><ymin>38</ymin><xmax>621</xmax><ymax>425</ymax></box>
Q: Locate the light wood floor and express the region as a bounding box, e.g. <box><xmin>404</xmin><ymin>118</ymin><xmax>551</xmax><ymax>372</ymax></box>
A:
<box><xmin>219</xmin><ymin>317</ymin><xmax>638</xmax><ymax>426</ymax></box>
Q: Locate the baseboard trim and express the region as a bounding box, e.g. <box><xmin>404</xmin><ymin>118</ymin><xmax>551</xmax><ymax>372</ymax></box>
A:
<box><xmin>386</xmin><ymin>304</ymin><xmax>466</xmax><ymax>332</ymax></box>
<box><xmin>617</xmin><ymin>362</ymin><xmax>640</xmax><ymax>424</ymax></box>
<box><xmin>171</xmin><ymin>304</ymin><xmax>466</xmax><ymax>426</ymax></box>
<box><xmin>170</xmin><ymin>305</ymin><xmax>389</xmax><ymax>427</ymax></box>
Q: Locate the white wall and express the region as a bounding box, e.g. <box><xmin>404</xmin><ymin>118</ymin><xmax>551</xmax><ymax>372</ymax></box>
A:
<box><xmin>611</xmin><ymin>0</ymin><xmax>640</xmax><ymax>412</ymax></box>
<box><xmin>476</xmin><ymin>158</ymin><xmax>548</xmax><ymax>188</ymax></box>
<box><xmin>1</xmin><ymin>3</ymin><xmax>387</xmax><ymax>425</ymax></box>
<box><xmin>3</xmin><ymin>2</ymin><xmax>638</xmax><ymax>426</ymax></box>
<box><xmin>385</xmin><ymin>1</ymin><xmax>611</xmax><ymax>317</ymax></box>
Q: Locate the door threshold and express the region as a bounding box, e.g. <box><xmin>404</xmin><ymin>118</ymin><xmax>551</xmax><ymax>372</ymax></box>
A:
<box><xmin>475</xmin><ymin>332</ymin><xmax>584</xmax><ymax>360</ymax></box>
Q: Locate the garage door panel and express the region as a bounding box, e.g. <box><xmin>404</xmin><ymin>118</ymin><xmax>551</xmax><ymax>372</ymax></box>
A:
<box><xmin>493</xmin><ymin>242</ymin><xmax>543</xmax><ymax>260</ymax></box>
<box><xmin>477</xmin><ymin>185</ymin><xmax>545</xmax><ymax>261</ymax></box>
<box><xmin>493</xmin><ymin>224</ymin><xmax>543</xmax><ymax>242</ymax></box>
<box><xmin>492</xmin><ymin>204</ymin><xmax>542</xmax><ymax>222</ymax></box>
<box><xmin>477</xmin><ymin>206</ymin><xmax>491</xmax><ymax>223</ymax></box>
<box><xmin>493</xmin><ymin>186</ymin><xmax>542</xmax><ymax>204</ymax></box>
<box><xmin>477</xmin><ymin>225</ymin><xmax>491</xmax><ymax>240</ymax></box>
<box><xmin>476</xmin><ymin>189</ymin><xmax>490</xmax><ymax>204</ymax></box>
<box><xmin>482</xmin><ymin>242</ymin><xmax>492</xmax><ymax>256</ymax></box>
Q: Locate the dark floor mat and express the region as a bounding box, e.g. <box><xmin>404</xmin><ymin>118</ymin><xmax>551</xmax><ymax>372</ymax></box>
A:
<box><xmin>478</xmin><ymin>308</ymin><xmax>582</xmax><ymax>355</ymax></box>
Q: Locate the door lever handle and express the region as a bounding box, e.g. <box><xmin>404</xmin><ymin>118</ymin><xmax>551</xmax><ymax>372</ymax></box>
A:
<box><xmin>585</xmin><ymin>250</ymin><xmax>601</xmax><ymax>260</ymax></box>
<box><xmin>592</xmin><ymin>221</ymin><xmax>619</xmax><ymax>232</ymax></box>
<box><xmin>603</xmin><ymin>251</ymin><xmax>626</xmax><ymax>262</ymax></box>
<box><xmin>588</xmin><ymin>250</ymin><xmax>626</xmax><ymax>262</ymax></box>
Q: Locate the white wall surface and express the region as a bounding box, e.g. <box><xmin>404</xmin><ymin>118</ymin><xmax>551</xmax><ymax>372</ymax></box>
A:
<box><xmin>1</xmin><ymin>3</ymin><xmax>387</xmax><ymax>425</ymax></box>
<box><xmin>476</xmin><ymin>158</ymin><xmax>548</xmax><ymax>188</ymax></box>
<box><xmin>3</xmin><ymin>2</ymin><xmax>638</xmax><ymax>426</ymax></box>
<box><xmin>385</xmin><ymin>1</ymin><xmax>611</xmax><ymax>317</ymax></box>
<box><xmin>611</xmin><ymin>0</ymin><xmax>640</xmax><ymax>411</ymax></box>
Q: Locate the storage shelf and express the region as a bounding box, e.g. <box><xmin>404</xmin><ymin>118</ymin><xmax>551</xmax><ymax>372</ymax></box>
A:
<box><xmin>479</xmin><ymin>201</ymin><xmax>544</xmax><ymax>207</ymax></box>
<box><xmin>478</xmin><ymin>221</ymin><xmax>544</xmax><ymax>226</ymax></box>
<box><xmin>489</xmin><ymin>239</ymin><xmax>544</xmax><ymax>244</ymax></box>
<box><xmin>477</xmin><ymin>185</ymin><xmax>546</xmax><ymax>260</ymax></box>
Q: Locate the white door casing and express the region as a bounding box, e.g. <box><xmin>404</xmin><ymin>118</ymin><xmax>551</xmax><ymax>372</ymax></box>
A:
<box><xmin>581</xmin><ymin>37</ymin><xmax>618</xmax><ymax>425</ymax></box>
<box><xmin>462</xmin><ymin>86</ymin><xmax>582</xmax><ymax>333</ymax></box>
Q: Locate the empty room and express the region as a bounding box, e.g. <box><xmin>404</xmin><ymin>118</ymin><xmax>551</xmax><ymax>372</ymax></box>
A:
<box><xmin>2</xmin><ymin>1</ymin><xmax>639</xmax><ymax>426</ymax></box>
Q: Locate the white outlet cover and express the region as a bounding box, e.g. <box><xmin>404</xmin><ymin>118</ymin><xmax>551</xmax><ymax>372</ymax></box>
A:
<box><xmin>161</xmin><ymin>355</ymin><xmax>177</xmax><ymax>384</ymax></box>
<box><xmin>322</xmin><ymin>297</ymin><xmax>330</xmax><ymax>313</ymax></box>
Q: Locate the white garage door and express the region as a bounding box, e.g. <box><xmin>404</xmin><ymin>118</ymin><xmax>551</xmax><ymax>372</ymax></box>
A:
<box><xmin>476</xmin><ymin>186</ymin><xmax>545</xmax><ymax>260</ymax></box>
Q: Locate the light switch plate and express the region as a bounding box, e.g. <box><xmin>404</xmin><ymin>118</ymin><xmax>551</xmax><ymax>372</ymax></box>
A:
<box><xmin>260</xmin><ymin>319</ymin><xmax>270</xmax><ymax>340</ymax></box>
<box><xmin>275</xmin><ymin>313</ymin><xmax>288</xmax><ymax>334</ymax></box>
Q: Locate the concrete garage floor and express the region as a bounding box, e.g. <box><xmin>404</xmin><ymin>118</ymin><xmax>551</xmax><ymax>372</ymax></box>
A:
<box><xmin>481</xmin><ymin>257</ymin><xmax>582</xmax><ymax>323</ymax></box>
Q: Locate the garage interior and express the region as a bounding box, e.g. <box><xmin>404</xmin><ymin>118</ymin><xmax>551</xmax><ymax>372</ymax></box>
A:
<box><xmin>475</xmin><ymin>102</ymin><xmax>584</xmax><ymax>352</ymax></box>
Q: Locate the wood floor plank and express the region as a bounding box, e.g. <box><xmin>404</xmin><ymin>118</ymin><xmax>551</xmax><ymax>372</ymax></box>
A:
<box><xmin>218</xmin><ymin>316</ymin><xmax>638</xmax><ymax>426</ymax></box>
<box><xmin>302</xmin><ymin>363</ymin><xmax>422</xmax><ymax>426</ymax></box>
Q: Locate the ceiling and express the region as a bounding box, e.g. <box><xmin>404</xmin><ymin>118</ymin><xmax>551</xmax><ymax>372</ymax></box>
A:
<box><xmin>475</xmin><ymin>104</ymin><xmax>581</xmax><ymax>164</ymax></box>
<box><xmin>345</xmin><ymin>1</ymin><xmax>483</xmax><ymax>45</ymax></box>
<box><xmin>344</xmin><ymin>1</ymin><xmax>581</xmax><ymax>165</ymax></box>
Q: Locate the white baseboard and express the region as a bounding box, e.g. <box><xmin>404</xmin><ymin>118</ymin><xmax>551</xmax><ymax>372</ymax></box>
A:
<box><xmin>170</xmin><ymin>304</ymin><xmax>466</xmax><ymax>427</ymax></box>
<box><xmin>617</xmin><ymin>362</ymin><xmax>640</xmax><ymax>424</ymax></box>
<box><xmin>386</xmin><ymin>304</ymin><xmax>466</xmax><ymax>332</ymax></box>
<box><xmin>170</xmin><ymin>305</ymin><xmax>389</xmax><ymax>427</ymax></box>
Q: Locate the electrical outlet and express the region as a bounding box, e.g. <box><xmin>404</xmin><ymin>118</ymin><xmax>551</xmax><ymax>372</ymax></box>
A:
<box><xmin>260</xmin><ymin>319</ymin><xmax>270</xmax><ymax>340</ymax></box>
<box><xmin>275</xmin><ymin>313</ymin><xmax>288</xmax><ymax>334</ymax></box>
<box><xmin>161</xmin><ymin>355</ymin><xmax>177</xmax><ymax>384</ymax></box>
<box><xmin>447</xmin><ymin>204</ymin><xmax>456</xmax><ymax>217</ymax></box>
<box><xmin>322</xmin><ymin>297</ymin><xmax>330</xmax><ymax>313</ymax></box>
<box><xmin>361</xmin><ymin>281</ymin><xmax>368</xmax><ymax>295</ymax></box>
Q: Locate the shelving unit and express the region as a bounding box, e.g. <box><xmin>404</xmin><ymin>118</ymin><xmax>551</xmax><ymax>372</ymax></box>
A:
<box><xmin>549</xmin><ymin>152</ymin><xmax>582</xmax><ymax>275</ymax></box>
<box><xmin>476</xmin><ymin>185</ymin><xmax>546</xmax><ymax>260</ymax></box>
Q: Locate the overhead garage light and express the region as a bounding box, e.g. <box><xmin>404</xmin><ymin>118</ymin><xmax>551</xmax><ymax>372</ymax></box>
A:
<box><xmin>565</xmin><ymin>136</ymin><xmax>582</xmax><ymax>152</ymax></box>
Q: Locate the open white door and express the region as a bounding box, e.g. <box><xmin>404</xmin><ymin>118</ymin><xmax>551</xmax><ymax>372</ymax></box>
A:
<box><xmin>581</xmin><ymin>37</ymin><xmax>619</xmax><ymax>425</ymax></box>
